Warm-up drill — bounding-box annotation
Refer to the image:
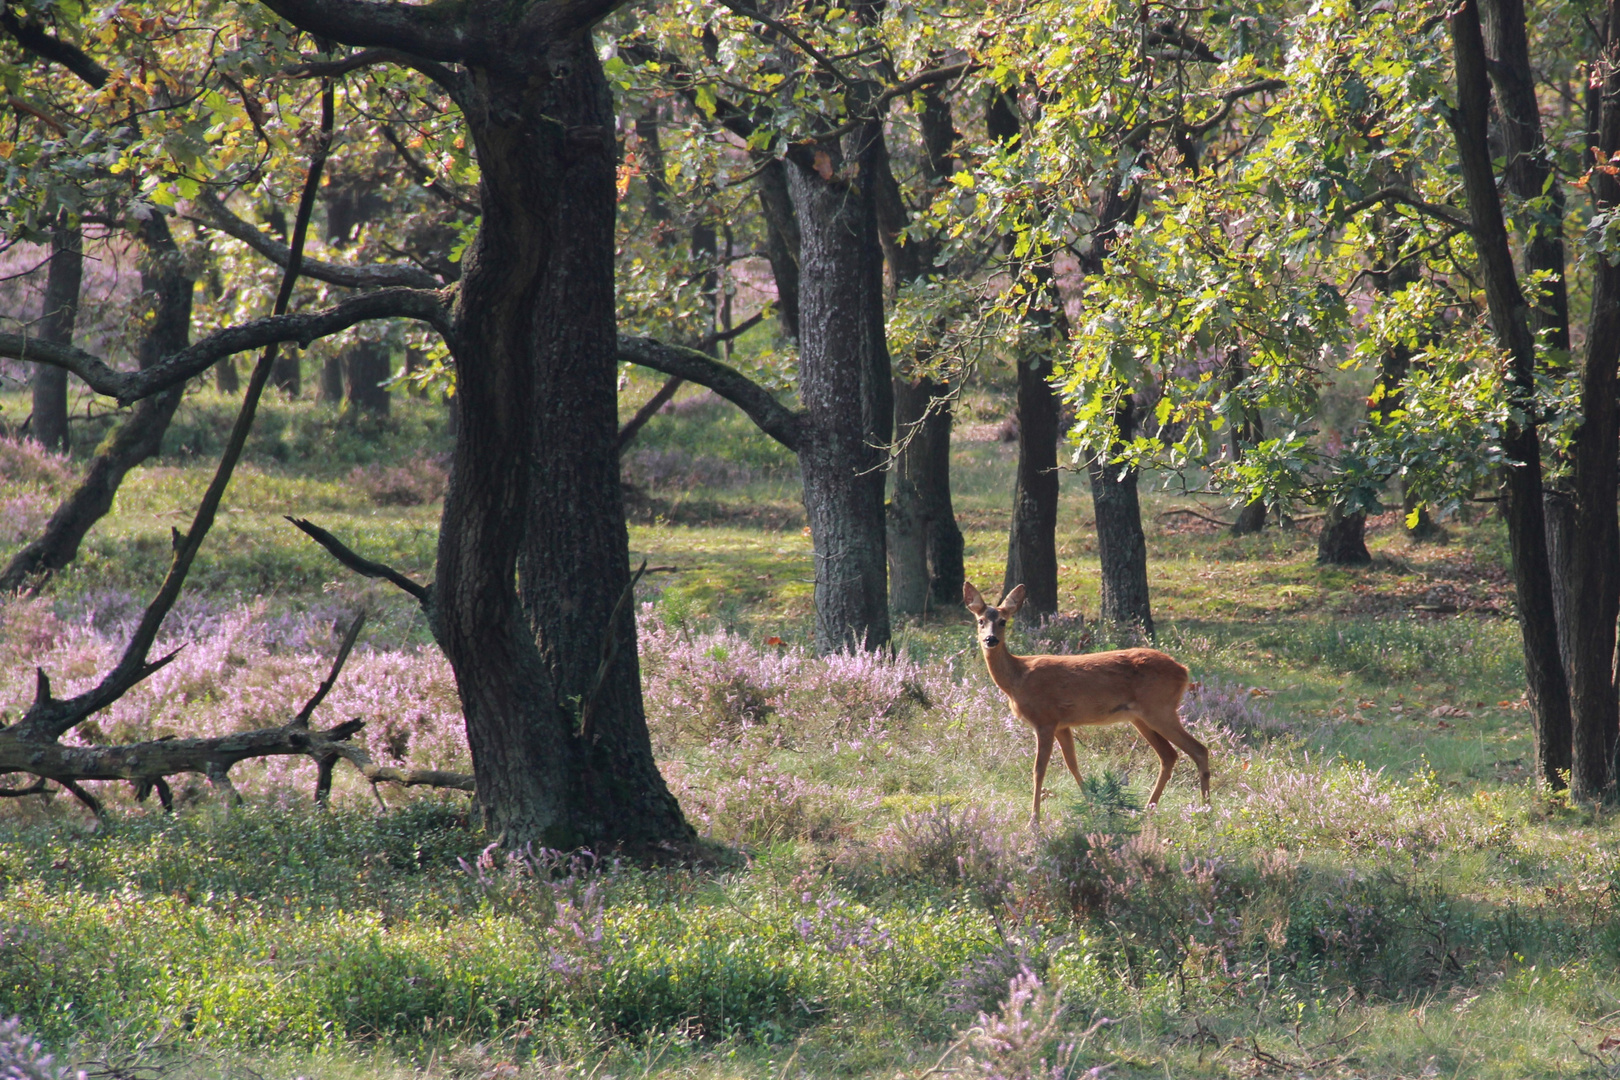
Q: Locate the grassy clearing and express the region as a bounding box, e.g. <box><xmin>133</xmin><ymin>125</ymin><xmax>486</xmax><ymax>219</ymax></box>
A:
<box><xmin>0</xmin><ymin>380</ymin><xmax>1614</xmax><ymax>1079</ymax></box>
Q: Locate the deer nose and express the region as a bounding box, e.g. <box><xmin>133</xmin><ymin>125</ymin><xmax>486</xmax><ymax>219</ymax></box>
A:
<box><xmin>984</xmin><ymin>635</ymin><xmax>999</xmax><ymax>647</ymax></box>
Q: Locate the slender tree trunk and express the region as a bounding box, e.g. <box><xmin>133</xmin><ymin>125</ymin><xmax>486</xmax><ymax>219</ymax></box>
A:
<box><xmin>785</xmin><ymin>123</ymin><xmax>893</xmax><ymax>653</ymax></box>
<box><xmin>873</xmin><ymin>110</ymin><xmax>963</xmax><ymax>616</ymax></box>
<box><xmin>216</xmin><ymin>357</ymin><xmax>239</xmax><ymax>394</ymax></box>
<box><xmin>1225</xmin><ymin>351</ymin><xmax>1266</xmax><ymax>536</ymax></box>
<box><xmin>31</xmin><ymin>222</ymin><xmax>82</xmax><ymax>453</ymax></box>
<box><xmin>1450</xmin><ymin>0</ymin><xmax>1573</xmax><ymax>789</ymax></box>
<box><xmin>1004</xmin><ymin>354</ymin><xmax>1060</xmax><ymax>619</ymax></box>
<box><xmin>1088</xmin><ymin>398</ymin><xmax>1154</xmax><ymax>635</ymax></box>
<box><xmin>344</xmin><ymin>340</ymin><xmax>391</xmax><ymax>415</ymax></box>
<box><xmin>440</xmin><ymin>39</ymin><xmax>687</xmax><ymax>846</ymax></box>
<box><xmin>1568</xmin><ymin>1</ymin><xmax>1620</xmax><ymax>800</ymax></box>
<box><xmin>1</xmin><ymin>216</ymin><xmax>192</xmax><ymax>593</ymax></box>
<box><xmin>757</xmin><ymin>160</ymin><xmax>801</xmax><ymax>341</ymax></box>
<box><xmin>986</xmin><ymin>89</ymin><xmax>1061</xmax><ymax>621</ymax></box>
<box><xmin>319</xmin><ymin>352</ymin><xmax>345</xmax><ymax>403</ymax></box>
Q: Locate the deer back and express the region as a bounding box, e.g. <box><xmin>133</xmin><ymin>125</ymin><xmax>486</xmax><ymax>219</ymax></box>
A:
<box><xmin>999</xmin><ymin>647</ymin><xmax>1189</xmax><ymax>729</ymax></box>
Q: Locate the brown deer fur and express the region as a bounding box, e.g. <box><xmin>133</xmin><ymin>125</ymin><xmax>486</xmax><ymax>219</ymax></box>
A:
<box><xmin>964</xmin><ymin>580</ymin><xmax>1210</xmax><ymax>824</ymax></box>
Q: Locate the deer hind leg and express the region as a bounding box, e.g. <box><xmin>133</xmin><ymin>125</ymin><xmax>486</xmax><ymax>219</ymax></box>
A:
<box><xmin>1055</xmin><ymin>727</ymin><xmax>1085</xmax><ymax>789</ymax></box>
<box><xmin>1156</xmin><ymin>715</ymin><xmax>1212</xmax><ymax>804</ymax></box>
<box><xmin>1031</xmin><ymin>726</ymin><xmax>1056</xmax><ymax>827</ymax></box>
<box><xmin>1130</xmin><ymin>718</ymin><xmax>1179</xmax><ymax>807</ymax></box>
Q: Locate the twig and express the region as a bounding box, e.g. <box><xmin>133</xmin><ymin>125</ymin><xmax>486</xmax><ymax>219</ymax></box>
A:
<box><xmin>578</xmin><ymin>560</ymin><xmax>649</xmax><ymax>745</ymax></box>
<box><xmin>286</xmin><ymin>517</ymin><xmax>430</xmax><ymax>603</ymax></box>
<box><xmin>1156</xmin><ymin>507</ymin><xmax>1235</xmax><ymax>527</ymax></box>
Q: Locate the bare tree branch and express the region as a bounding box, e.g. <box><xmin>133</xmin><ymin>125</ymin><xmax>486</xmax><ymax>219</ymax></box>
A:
<box><xmin>256</xmin><ymin>0</ymin><xmax>472</xmax><ymax>64</ymax></box>
<box><xmin>1341</xmin><ymin>186</ymin><xmax>1474</xmax><ymax>231</ymax></box>
<box><xmin>189</xmin><ymin>192</ymin><xmax>444</xmax><ymax>289</ymax></box>
<box><xmin>283</xmin><ymin>45</ymin><xmax>458</xmax><ymax>92</ymax></box>
<box><xmin>14</xmin><ymin>81</ymin><xmax>338</xmax><ymax>745</ymax></box>
<box><xmin>617</xmin><ymin>334</ymin><xmax>803</xmax><ymax>452</ymax></box>
<box><xmin>0</xmin><ymin>287</ymin><xmax>452</xmax><ymax>405</ymax></box>
<box><xmin>0</xmin><ymin>6</ymin><xmax>108</xmax><ymax>88</ymax></box>
<box><xmin>286</xmin><ymin>517</ymin><xmax>431</xmax><ymax>603</ymax></box>
<box><xmin>295</xmin><ymin>613</ymin><xmax>366</xmax><ymax>726</ymax></box>
<box><xmin>378</xmin><ymin>125</ymin><xmax>481</xmax><ymax>214</ymax></box>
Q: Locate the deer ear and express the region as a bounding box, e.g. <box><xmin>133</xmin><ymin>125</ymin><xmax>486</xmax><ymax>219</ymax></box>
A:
<box><xmin>963</xmin><ymin>581</ymin><xmax>987</xmax><ymax>614</ymax></box>
<box><xmin>1000</xmin><ymin>583</ymin><xmax>1027</xmax><ymax>616</ymax></box>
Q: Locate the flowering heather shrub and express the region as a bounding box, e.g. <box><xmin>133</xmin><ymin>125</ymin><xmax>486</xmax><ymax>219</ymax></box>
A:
<box><xmin>638</xmin><ymin>607</ymin><xmax>1003</xmax><ymax>750</ymax></box>
<box><xmin>1180</xmin><ymin>678</ymin><xmax>1289</xmax><ymax>744</ymax></box>
<box><xmin>0</xmin><ymin>1016</ymin><xmax>81</xmax><ymax>1080</ymax></box>
<box><xmin>961</xmin><ymin>968</ymin><xmax>1103</xmax><ymax>1080</ymax></box>
<box><xmin>622</xmin><ymin>447</ymin><xmax>758</xmax><ymax>490</ymax></box>
<box><xmin>0</xmin><ymin>493</ymin><xmax>53</xmax><ymax>546</ymax></box>
<box><xmin>348</xmin><ymin>453</ymin><xmax>448</xmax><ymax>506</ymax></box>
<box><xmin>871</xmin><ymin>802</ymin><xmax>1028</xmax><ymax>910</ymax></box>
<box><xmin>1022</xmin><ymin>612</ymin><xmax>1092</xmax><ymax>656</ymax></box>
<box><xmin>0</xmin><ymin>436</ymin><xmax>75</xmax><ymax>490</ymax></box>
<box><xmin>667</xmin><ymin>749</ymin><xmax>862</xmax><ymax>844</ymax></box>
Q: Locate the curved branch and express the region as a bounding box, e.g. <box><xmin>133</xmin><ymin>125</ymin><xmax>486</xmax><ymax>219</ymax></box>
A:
<box><xmin>0</xmin><ymin>287</ymin><xmax>453</xmax><ymax>405</ymax></box>
<box><xmin>0</xmin><ymin>7</ymin><xmax>108</xmax><ymax>88</ymax></box>
<box><xmin>255</xmin><ymin>0</ymin><xmax>471</xmax><ymax>64</ymax></box>
<box><xmin>1340</xmin><ymin>186</ymin><xmax>1474</xmax><ymax>232</ymax></box>
<box><xmin>617</xmin><ymin>335</ymin><xmax>802</xmax><ymax>452</ymax></box>
<box><xmin>284</xmin><ymin>46</ymin><xmax>458</xmax><ymax>93</ymax></box>
<box><xmin>378</xmin><ymin>126</ymin><xmax>481</xmax><ymax>214</ymax></box>
<box><xmin>189</xmin><ymin>193</ymin><xmax>444</xmax><ymax>289</ymax></box>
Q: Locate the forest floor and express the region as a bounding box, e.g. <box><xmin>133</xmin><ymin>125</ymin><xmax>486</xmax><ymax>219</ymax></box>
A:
<box><xmin>0</xmin><ymin>378</ymin><xmax>1615</xmax><ymax>1080</ymax></box>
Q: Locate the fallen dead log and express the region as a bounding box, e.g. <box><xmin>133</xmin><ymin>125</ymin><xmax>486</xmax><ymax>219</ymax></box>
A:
<box><xmin>0</xmin><ymin>614</ymin><xmax>475</xmax><ymax>816</ymax></box>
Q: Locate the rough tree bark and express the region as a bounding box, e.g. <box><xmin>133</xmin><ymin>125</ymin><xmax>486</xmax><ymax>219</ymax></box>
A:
<box><xmin>1087</xmin><ymin>398</ymin><xmax>1155</xmax><ymax>637</ymax></box>
<box><xmin>1316</xmin><ymin>507</ymin><xmax>1371</xmax><ymax>565</ymax></box>
<box><xmin>1448</xmin><ymin>0</ymin><xmax>1574</xmax><ymax>790</ymax></box>
<box><xmin>784</xmin><ymin>121</ymin><xmax>894</xmax><ymax>652</ymax></box>
<box><xmin>756</xmin><ymin>160</ymin><xmax>802</xmax><ymax>340</ymax></box>
<box><xmin>257</xmin><ymin>0</ymin><xmax>692</xmax><ymax>845</ymax></box>
<box><xmin>1</xmin><ymin>215</ymin><xmax>193</xmax><ymax>594</ymax></box>
<box><xmin>30</xmin><ymin>220</ymin><xmax>82</xmax><ymax>453</ymax></box>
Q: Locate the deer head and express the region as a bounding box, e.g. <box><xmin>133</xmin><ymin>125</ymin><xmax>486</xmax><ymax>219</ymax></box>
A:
<box><xmin>963</xmin><ymin>581</ymin><xmax>1026</xmax><ymax>650</ymax></box>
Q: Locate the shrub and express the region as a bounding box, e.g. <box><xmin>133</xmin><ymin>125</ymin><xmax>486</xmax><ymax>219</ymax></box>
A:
<box><xmin>347</xmin><ymin>454</ymin><xmax>448</xmax><ymax>506</ymax></box>
<box><xmin>870</xmin><ymin>803</ymin><xmax>1027</xmax><ymax>910</ymax></box>
<box><xmin>0</xmin><ymin>1016</ymin><xmax>80</xmax><ymax>1080</ymax></box>
<box><xmin>1180</xmin><ymin>678</ymin><xmax>1289</xmax><ymax>744</ymax></box>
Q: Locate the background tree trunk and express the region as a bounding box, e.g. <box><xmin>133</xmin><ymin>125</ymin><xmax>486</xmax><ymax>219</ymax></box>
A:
<box><xmin>786</xmin><ymin>124</ymin><xmax>893</xmax><ymax>653</ymax></box>
<box><xmin>319</xmin><ymin>352</ymin><xmax>344</xmax><ymax>403</ymax></box>
<box><xmin>1316</xmin><ymin>506</ymin><xmax>1371</xmax><ymax>565</ymax></box>
<box><xmin>1449</xmin><ymin>0</ymin><xmax>1573</xmax><ymax>789</ymax></box>
<box><xmin>344</xmin><ymin>340</ymin><xmax>392</xmax><ymax>415</ymax></box>
<box><xmin>874</xmin><ymin>107</ymin><xmax>964</xmax><ymax>617</ymax></box>
<box><xmin>2</xmin><ymin>216</ymin><xmax>193</xmax><ymax>593</ymax></box>
<box><xmin>756</xmin><ymin>160</ymin><xmax>801</xmax><ymax>341</ymax></box>
<box><xmin>1088</xmin><ymin>397</ymin><xmax>1154</xmax><ymax>635</ymax></box>
<box><xmin>30</xmin><ymin>221</ymin><xmax>82</xmax><ymax>453</ymax></box>
<box><xmin>1567</xmin><ymin>1</ymin><xmax>1620</xmax><ymax>800</ymax></box>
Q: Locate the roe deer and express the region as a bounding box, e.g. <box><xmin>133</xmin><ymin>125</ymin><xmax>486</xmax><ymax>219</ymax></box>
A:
<box><xmin>964</xmin><ymin>580</ymin><xmax>1210</xmax><ymax>825</ymax></box>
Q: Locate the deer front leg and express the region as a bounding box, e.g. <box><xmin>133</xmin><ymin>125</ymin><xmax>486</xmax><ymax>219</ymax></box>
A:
<box><xmin>1031</xmin><ymin>726</ymin><xmax>1055</xmax><ymax>827</ymax></box>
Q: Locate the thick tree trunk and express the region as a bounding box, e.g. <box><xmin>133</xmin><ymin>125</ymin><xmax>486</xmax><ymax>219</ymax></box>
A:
<box><xmin>785</xmin><ymin>125</ymin><xmax>893</xmax><ymax>653</ymax></box>
<box><xmin>31</xmin><ymin>222</ymin><xmax>82</xmax><ymax>453</ymax></box>
<box><xmin>1450</xmin><ymin>1</ymin><xmax>1573</xmax><ymax>789</ymax></box>
<box><xmin>1568</xmin><ymin>3</ymin><xmax>1620</xmax><ymax>800</ymax></box>
<box><xmin>344</xmin><ymin>340</ymin><xmax>391</xmax><ymax>415</ymax></box>
<box><xmin>438</xmin><ymin>41</ymin><xmax>687</xmax><ymax>846</ymax></box>
<box><xmin>1316</xmin><ymin>506</ymin><xmax>1371</xmax><ymax>565</ymax></box>
<box><xmin>1088</xmin><ymin>398</ymin><xmax>1154</xmax><ymax>636</ymax></box>
<box><xmin>0</xmin><ymin>216</ymin><xmax>192</xmax><ymax>594</ymax></box>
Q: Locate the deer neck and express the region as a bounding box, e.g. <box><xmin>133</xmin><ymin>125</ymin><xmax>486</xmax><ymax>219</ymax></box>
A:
<box><xmin>980</xmin><ymin>642</ymin><xmax>1027</xmax><ymax>695</ymax></box>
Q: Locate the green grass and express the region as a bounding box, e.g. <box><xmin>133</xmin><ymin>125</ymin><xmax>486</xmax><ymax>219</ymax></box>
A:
<box><xmin>2</xmin><ymin>382</ymin><xmax>1616</xmax><ymax>1079</ymax></box>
